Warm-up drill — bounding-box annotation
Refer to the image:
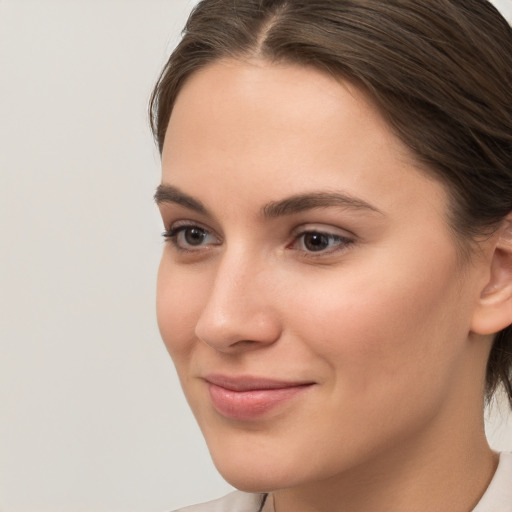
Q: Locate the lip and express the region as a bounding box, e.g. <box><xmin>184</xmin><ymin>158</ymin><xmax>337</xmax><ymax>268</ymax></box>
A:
<box><xmin>205</xmin><ymin>374</ymin><xmax>314</xmax><ymax>421</ymax></box>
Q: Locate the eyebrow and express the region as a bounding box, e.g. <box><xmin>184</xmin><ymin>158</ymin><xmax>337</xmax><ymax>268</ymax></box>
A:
<box><xmin>154</xmin><ymin>184</ymin><xmax>382</xmax><ymax>218</ymax></box>
<box><xmin>154</xmin><ymin>184</ymin><xmax>207</xmax><ymax>214</ymax></box>
<box><xmin>262</xmin><ymin>191</ymin><xmax>382</xmax><ymax>217</ymax></box>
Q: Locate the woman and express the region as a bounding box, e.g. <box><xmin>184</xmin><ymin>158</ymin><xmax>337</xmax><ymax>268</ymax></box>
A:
<box><xmin>151</xmin><ymin>1</ymin><xmax>512</xmax><ymax>510</ymax></box>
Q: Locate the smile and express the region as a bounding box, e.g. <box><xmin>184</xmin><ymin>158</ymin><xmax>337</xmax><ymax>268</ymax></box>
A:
<box><xmin>205</xmin><ymin>375</ymin><xmax>314</xmax><ymax>421</ymax></box>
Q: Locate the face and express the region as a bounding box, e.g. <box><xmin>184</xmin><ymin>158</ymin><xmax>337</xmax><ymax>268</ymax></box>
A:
<box><xmin>156</xmin><ymin>59</ymin><xmax>488</xmax><ymax>492</ymax></box>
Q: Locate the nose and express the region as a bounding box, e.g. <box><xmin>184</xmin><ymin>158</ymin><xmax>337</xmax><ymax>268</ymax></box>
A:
<box><xmin>194</xmin><ymin>251</ymin><xmax>282</xmax><ymax>353</ymax></box>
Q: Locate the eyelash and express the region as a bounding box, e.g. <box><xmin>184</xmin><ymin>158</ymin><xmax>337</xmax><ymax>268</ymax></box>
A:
<box><xmin>162</xmin><ymin>223</ymin><xmax>354</xmax><ymax>257</ymax></box>
<box><xmin>162</xmin><ymin>223</ymin><xmax>221</xmax><ymax>253</ymax></box>
<box><xmin>290</xmin><ymin>230</ymin><xmax>354</xmax><ymax>256</ymax></box>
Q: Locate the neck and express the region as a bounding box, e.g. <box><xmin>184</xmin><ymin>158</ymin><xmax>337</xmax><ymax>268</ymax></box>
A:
<box><xmin>271</xmin><ymin>335</ymin><xmax>498</xmax><ymax>512</ymax></box>
<box><xmin>271</xmin><ymin>414</ymin><xmax>498</xmax><ymax>512</ymax></box>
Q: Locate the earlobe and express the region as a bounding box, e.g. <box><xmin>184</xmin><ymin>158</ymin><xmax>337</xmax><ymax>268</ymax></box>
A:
<box><xmin>471</xmin><ymin>216</ymin><xmax>512</xmax><ymax>335</ymax></box>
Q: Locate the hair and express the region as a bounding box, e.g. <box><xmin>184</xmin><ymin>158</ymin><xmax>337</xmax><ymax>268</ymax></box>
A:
<box><xmin>149</xmin><ymin>0</ymin><xmax>512</xmax><ymax>407</ymax></box>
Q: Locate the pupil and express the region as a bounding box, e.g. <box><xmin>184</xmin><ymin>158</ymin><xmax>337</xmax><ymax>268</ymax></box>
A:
<box><xmin>185</xmin><ymin>228</ymin><xmax>206</xmax><ymax>246</ymax></box>
<box><xmin>305</xmin><ymin>233</ymin><xmax>329</xmax><ymax>251</ymax></box>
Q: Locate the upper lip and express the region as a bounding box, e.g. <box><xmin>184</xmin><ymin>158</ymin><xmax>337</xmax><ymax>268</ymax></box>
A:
<box><xmin>204</xmin><ymin>374</ymin><xmax>314</xmax><ymax>391</ymax></box>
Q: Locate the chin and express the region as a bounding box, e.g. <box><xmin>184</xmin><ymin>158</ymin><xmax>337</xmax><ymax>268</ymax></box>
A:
<box><xmin>213</xmin><ymin>460</ymin><xmax>290</xmax><ymax>494</ymax></box>
<box><xmin>208</xmin><ymin>439</ymin><xmax>323</xmax><ymax>494</ymax></box>
<box><xmin>206</xmin><ymin>441</ymin><xmax>291</xmax><ymax>492</ymax></box>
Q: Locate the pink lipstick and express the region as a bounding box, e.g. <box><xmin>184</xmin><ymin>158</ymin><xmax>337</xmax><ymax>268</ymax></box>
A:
<box><xmin>205</xmin><ymin>375</ymin><xmax>313</xmax><ymax>421</ymax></box>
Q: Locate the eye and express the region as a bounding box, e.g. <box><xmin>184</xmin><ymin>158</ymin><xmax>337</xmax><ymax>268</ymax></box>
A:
<box><xmin>292</xmin><ymin>229</ymin><xmax>353</xmax><ymax>255</ymax></box>
<box><xmin>163</xmin><ymin>223</ymin><xmax>220</xmax><ymax>251</ymax></box>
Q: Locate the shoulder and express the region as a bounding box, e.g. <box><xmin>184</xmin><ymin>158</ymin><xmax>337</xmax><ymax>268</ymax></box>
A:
<box><xmin>172</xmin><ymin>491</ymin><xmax>268</xmax><ymax>512</ymax></box>
<box><xmin>472</xmin><ymin>452</ymin><xmax>512</xmax><ymax>512</ymax></box>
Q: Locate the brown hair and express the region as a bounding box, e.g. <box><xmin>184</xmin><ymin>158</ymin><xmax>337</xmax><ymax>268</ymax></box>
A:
<box><xmin>149</xmin><ymin>0</ymin><xmax>512</xmax><ymax>406</ymax></box>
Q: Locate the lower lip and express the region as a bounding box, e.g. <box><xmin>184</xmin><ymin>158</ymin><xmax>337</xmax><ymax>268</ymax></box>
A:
<box><xmin>207</xmin><ymin>383</ymin><xmax>312</xmax><ymax>421</ymax></box>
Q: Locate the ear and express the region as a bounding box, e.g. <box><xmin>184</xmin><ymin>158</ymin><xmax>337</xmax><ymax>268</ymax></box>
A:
<box><xmin>470</xmin><ymin>215</ymin><xmax>512</xmax><ymax>335</ymax></box>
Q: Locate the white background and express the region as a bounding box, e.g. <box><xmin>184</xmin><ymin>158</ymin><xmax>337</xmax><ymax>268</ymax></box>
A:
<box><xmin>1</xmin><ymin>1</ymin><xmax>511</xmax><ymax>511</ymax></box>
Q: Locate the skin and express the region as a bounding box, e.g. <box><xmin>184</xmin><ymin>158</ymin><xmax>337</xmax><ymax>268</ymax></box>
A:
<box><xmin>156</xmin><ymin>59</ymin><xmax>501</xmax><ymax>512</ymax></box>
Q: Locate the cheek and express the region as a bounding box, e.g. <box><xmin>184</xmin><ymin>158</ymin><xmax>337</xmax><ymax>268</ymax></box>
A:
<box><xmin>156</xmin><ymin>256</ymin><xmax>205</xmax><ymax>362</ymax></box>
<box><xmin>284</xmin><ymin>247</ymin><xmax>467</xmax><ymax>397</ymax></box>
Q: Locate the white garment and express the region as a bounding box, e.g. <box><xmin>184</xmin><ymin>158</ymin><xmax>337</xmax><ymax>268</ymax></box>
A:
<box><xmin>472</xmin><ymin>452</ymin><xmax>512</xmax><ymax>511</ymax></box>
<box><xmin>173</xmin><ymin>452</ymin><xmax>512</xmax><ymax>512</ymax></box>
<box><xmin>173</xmin><ymin>491</ymin><xmax>266</xmax><ymax>512</ymax></box>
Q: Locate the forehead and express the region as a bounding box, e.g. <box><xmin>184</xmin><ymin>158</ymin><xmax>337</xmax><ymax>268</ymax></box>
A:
<box><xmin>162</xmin><ymin>58</ymin><xmax>448</xmax><ymax>224</ymax></box>
<box><xmin>167</xmin><ymin>58</ymin><xmax>399</xmax><ymax>154</ymax></box>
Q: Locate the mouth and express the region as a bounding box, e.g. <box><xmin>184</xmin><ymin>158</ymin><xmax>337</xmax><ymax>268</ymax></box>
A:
<box><xmin>204</xmin><ymin>374</ymin><xmax>315</xmax><ymax>421</ymax></box>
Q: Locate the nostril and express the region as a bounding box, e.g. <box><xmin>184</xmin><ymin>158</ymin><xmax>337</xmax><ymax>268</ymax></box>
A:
<box><xmin>200</xmin><ymin>337</ymin><xmax>259</xmax><ymax>353</ymax></box>
<box><xmin>195</xmin><ymin>309</ymin><xmax>282</xmax><ymax>352</ymax></box>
